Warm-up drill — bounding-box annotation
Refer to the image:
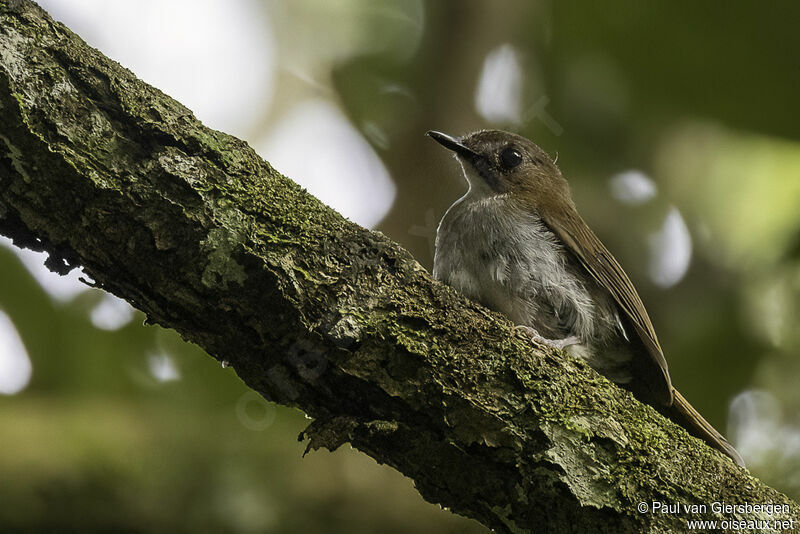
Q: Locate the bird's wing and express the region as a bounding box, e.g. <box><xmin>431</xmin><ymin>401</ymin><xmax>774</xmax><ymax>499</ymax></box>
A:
<box><xmin>542</xmin><ymin>210</ymin><xmax>674</xmax><ymax>406</ymax></box>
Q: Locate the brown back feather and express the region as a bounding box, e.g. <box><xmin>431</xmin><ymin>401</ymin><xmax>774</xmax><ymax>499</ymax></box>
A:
<box><xmin>542</xmin><ymin>209</ymin><xmax>674</xmax><ymax>406</ymax></box>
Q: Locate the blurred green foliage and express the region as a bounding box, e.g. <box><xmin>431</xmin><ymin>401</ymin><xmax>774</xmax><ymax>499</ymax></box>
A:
<box><xmin>2</xmin><ymin>0</ymin><xmax>800</xmax><ymax>532</ymax></box>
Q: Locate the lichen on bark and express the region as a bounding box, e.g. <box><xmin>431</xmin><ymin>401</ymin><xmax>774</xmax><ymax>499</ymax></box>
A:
<box><xmin>1</xmin><ymin>1</ymin><xmax>798</xmax><ymax>532</ymax></box>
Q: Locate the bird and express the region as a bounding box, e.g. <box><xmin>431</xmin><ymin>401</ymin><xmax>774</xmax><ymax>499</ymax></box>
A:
<box><xmin>427</xmin><ymin>128</ymin><xmax>744</xmax><ymax>467</ymax></box>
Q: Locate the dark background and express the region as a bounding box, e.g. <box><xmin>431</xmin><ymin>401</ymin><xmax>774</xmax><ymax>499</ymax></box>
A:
<box><xmin>1</xmin><ymin>1</ymin><xmax>799</xmax><ymax>532</ymax></box>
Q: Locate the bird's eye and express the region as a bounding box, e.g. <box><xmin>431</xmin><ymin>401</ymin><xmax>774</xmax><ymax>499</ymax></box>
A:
<box><xmin>499</xmin><ymin>146</ymin><xmax>522</xmax><ymax>170</ymax></box>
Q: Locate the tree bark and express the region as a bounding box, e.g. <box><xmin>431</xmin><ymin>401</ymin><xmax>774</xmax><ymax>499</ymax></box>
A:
<box><xmin>0</xmin><ymin>1</ymin><xmax>797</xmax><ymax>532</ymax></box>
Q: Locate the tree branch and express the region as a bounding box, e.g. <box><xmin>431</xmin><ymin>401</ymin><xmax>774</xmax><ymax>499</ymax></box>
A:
<box><xmin>0</xmin><ymin>1</ymin><xmax>797</xmax><ymax>532</ymax></box>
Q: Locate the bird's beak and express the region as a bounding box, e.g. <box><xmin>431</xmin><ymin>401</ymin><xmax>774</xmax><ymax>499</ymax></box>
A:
<box><xmin>426</xmin><ymin>130</ymin><xmax>481</xmax><ymax>160</ymax></box>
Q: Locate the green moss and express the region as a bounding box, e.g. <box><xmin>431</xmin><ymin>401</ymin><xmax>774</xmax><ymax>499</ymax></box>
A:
<box><xmin>200</xmin><ymin>227</ymin><xmax>246</xmax><ymax>289</ymax></box>
<box><xmin>0</xmin><ymin>132</ymin><xmax>30</xmax><ymax>182</ymax></box>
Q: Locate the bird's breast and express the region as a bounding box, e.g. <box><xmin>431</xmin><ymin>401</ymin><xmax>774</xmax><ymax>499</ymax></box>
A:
<box><xmin>434</xmin><ymin>197</ymin><xmax>587</xmax><ymax>332</ymax></box>
<box><xmin>433</xmin><ymin>196</ymin><xmax>632</xmax><ymax>382</ymax></box>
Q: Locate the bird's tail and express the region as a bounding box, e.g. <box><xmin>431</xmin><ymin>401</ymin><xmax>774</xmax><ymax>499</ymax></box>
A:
<box><xmin>667</xmin><ymin>390</ymin><xmax>745</xmax><ymax>467</ymax></box>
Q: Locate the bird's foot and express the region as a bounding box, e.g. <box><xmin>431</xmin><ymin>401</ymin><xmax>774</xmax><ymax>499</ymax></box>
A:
<box><xmin>515</xmin><ymin>325</ymin><xmax>580</xmax><ymax>350</ymax></box>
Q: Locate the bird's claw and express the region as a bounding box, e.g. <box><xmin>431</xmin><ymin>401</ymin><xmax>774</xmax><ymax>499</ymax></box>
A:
<box><xmin>515</xmin><ymin>325</ymin><xmax>580</xmax><ymax>350</ymax></box>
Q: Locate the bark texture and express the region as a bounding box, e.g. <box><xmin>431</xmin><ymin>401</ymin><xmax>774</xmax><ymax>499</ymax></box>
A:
<box><xmin>0</xmin><ymin>1</ymin><xmax>797</xmax><ymax>532</ymax></box>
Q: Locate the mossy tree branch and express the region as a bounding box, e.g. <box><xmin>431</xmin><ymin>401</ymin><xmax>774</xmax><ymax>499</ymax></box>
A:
<box><xmin>0</xmin><ymin>1</ymin><xmax>797</xmax><ymax>532</ymax></box>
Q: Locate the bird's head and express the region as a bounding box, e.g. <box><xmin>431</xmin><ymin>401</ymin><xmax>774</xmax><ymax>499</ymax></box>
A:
<box><xmin>427</xmin><ymin>129</ymin><xmax>574</xmax><ymax>212</ymax></box>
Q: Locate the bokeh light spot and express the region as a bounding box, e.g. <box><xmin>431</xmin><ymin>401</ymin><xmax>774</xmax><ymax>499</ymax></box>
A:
<box><xmin>475</xmin><ymin>44</ymin><xmax>523</xmax><ymax>125</ymax></box>
<box><xmin>0</xmin><ymin>310</ymin><xmax>32</xmax><ymax>395</ymax></box>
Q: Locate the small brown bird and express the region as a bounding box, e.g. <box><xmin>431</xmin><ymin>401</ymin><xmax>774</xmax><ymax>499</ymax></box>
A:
<box><xmin>428</xmin><ymin>128</ymin><xmax>744</xmax><ymax>467</ymax></box>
